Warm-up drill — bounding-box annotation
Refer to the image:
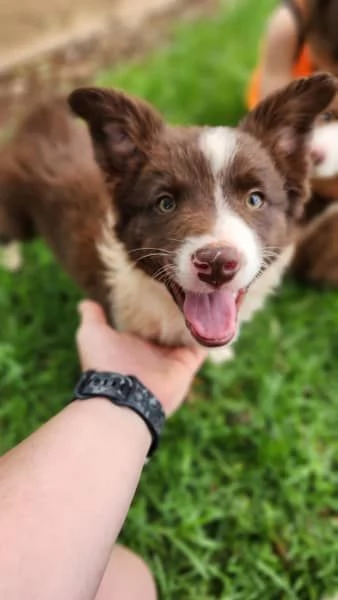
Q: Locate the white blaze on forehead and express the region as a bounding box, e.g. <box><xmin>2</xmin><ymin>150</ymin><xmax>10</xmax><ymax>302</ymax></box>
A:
<box><xmin>311</xmin><ymin>122</ymin><xmax>338</xmax><ymax>178</ymax></box>
<box><xmin>198</xmin><ymin>126</ymin><xmax>238</xmax><ymax>176</ymax></box>
<box><xmin>176</xmin><ymin>128</ymin><xmax>262</xmax><ymax>294</ymax></box>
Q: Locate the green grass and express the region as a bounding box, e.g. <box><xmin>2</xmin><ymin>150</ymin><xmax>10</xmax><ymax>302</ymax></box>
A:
<box><xmin>1</xmin><ymin>0</ymin><xmax>338</xmax><ymax>597</ymax></box>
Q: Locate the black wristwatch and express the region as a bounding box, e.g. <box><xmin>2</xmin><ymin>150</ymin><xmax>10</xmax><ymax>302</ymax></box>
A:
<box><xmin>72</xmin><ymin>370</ymin><xmax>165</xmax><ymax>457</ymax></box>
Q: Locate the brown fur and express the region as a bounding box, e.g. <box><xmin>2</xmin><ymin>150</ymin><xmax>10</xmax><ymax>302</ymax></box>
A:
<box><xmin>0</xmin><ymin>98</ymin><xmax>111</xmax><ymax>309</ymax></box>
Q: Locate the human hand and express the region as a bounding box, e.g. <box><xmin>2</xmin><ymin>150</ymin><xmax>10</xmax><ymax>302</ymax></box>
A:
<box><xmin>76</xmin><ymin>300</ymin><xmax>206</xmax><ymax>417</ymax></box>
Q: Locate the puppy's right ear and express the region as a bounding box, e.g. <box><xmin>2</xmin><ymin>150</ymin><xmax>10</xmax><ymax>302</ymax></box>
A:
<box><xmin>69</xmin><ymin>87</ymin><xmax>164</xmax><ymax>174</ymax></box>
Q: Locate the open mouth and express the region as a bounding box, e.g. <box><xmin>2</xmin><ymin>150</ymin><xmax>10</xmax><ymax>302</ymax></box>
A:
<box><xmin>166</xmin><ymin>280</ymin><xmax>246</xmax><ymax>348</ymax></box>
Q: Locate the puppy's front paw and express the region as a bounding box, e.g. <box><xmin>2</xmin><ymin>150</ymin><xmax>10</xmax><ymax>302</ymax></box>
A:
<box><xmin>0</xmin><ymin>242</ymin><xmax>23</xmax><ymax>272</ymax></box>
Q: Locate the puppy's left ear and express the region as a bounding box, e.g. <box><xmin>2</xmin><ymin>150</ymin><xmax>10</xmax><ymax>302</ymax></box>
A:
<box><xmin>240</xmin><ymin>74</ymin><xmax>337</xmax><ymax>217</ymax></box>
<box><xmin>69</xmin><ymin>87</ymin><xmax>164</xmax><ymax>175</ymax></box>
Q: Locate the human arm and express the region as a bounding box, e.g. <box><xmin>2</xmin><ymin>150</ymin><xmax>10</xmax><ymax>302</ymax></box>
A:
<box><xmin>259</xmin><ymin>5</ymin><xmax>299</xmax><ymax>99</ymax></box>
<box><xmin>0</xmin><ymin>301</ymin><xmax>205</xmax><ymax>600</ymax></box>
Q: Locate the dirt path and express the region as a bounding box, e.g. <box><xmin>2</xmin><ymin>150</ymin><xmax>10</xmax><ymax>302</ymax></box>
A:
<box><xmin>0</xmin><ymin>0</ymin><xmax>118</xmax><ymax>65</ymax></box>
<box><xmin>0</xmin><ymin>0</ymin><xmax>215</xmax><ymax>128</ymax></box>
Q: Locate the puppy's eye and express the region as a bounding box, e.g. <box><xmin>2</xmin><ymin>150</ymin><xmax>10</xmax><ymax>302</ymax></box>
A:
<box><xmin>156</xmin><ymin>195</ymin><xmax>176</xmax><ymax>214</ymax></box>
<box><xmin>319</xmin><ymin>111</ymin><xmax>336</xmax><ymax>123</ymax></box>
<box><xmin>246</xmin><ymin>191</ymin><xmax>265</xmax><ymax>209</ymax></box>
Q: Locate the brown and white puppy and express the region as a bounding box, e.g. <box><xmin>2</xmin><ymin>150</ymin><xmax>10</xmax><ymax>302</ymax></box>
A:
<box><xmin>291</xmin><ymin>93</ymin><xmax>338</xmax><ymax>285</ymax></box>
<box><xmin>0</xmin><ymin>74</ymin><xmax>335</xmax><ymax>362</ymax></box>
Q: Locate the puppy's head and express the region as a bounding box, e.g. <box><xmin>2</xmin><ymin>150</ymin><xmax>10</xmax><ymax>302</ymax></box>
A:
<box><xmin>69</xmin><ymin>74</ymin><xmax>336</xmax><ymax>347</ymax></box>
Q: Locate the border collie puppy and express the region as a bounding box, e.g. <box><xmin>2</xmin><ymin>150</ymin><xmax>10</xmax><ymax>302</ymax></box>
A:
<box><xmin>0</xmin><ymin>74</ymin><xmax>335</xmax><ymax>362</ymax></box>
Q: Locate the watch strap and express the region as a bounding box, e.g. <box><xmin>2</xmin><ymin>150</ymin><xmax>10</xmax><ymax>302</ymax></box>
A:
<box><xmin>73</xmin><ymin>370</ymin><xmax>165</xmax><ymax>457</ymax></box>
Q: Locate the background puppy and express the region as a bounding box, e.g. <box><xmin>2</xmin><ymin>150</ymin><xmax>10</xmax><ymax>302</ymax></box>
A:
<box><xmin>291</xmin><ymin>93</ymin><xmax>338</xmax><ymax>285</ymax></box>
<box><xmin>0</xmin><ymin>75</ymin><xmax>335</xmax><ymax>362</ymax></box>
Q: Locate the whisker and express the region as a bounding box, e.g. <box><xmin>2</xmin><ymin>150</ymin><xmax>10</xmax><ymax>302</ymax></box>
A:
<box><xmin>264</xmin><ymin>245</ymin><xmax>281</xmax><ymax>251</ymax></box>
<box><xmin>168</xmin><ymin>237</ymin><xmax>185</xmax><ymax>245</ymax></box>
<box><xmin>153</xmin><ymin>265</ymin><xmax>177</xmax><ymax>285</ymax></box>
<box><xmin>262</xmin><ymin>247</ymin><xmax>280</xmax><ymax>255</ymax></box>
<box><xmin>128</xmin><ymin>247</ymin><xmax>173</xmax><ymax>255</ymax></box>
<box><xmin>154</xmin><ymin>271</ymin><xmax>172</xmax><ymax>286</ymax></box>
<box><xmin>262</xmin><ymin>251</ymin><xmax>279</xmax><ymax>261</ymax></box>
<box><xmin>132</xmin><ymin>252</ymin><xmax>174</xmax><ymax>266</ymax></box>
<box><xmin>153</xmin><ymin>264</ymin><xmax>176</xmax><ymax>282</ymax></box>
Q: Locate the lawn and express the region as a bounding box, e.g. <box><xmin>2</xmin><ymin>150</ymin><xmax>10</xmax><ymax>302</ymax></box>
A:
<box><xmin>1</xmin><ymin>0</ymin><xmax>338</xmax><ymax>598</ymax></box>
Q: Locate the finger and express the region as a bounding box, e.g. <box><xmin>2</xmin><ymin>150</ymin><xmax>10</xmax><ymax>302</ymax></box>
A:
<box><xmin>77</xmin><ymin>300</ymin><xmax>107</xmax><ymax>325</ymax></box>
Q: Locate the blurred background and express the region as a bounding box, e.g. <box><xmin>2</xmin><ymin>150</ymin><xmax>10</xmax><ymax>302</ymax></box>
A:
<box><xmin>0</xmin><ymin>0</ymin><xmax>214</xmax><ymax>128</ymax></box>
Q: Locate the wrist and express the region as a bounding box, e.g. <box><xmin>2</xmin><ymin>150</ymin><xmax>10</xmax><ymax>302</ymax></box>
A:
<box><xmin>70</xmin><ymin>396</ymin><xmax>152</xmax><ymax>456</ymax></box>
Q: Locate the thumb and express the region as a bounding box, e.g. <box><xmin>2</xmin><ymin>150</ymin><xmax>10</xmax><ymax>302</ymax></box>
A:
<box><xmin>77</xmin><ymin>300</ymin><xmax>108</xmax><ymax>326</ymax></box>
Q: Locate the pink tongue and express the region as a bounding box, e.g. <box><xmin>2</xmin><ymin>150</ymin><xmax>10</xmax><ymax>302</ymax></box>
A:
<box><xmin>183</xmin><ymin>289</ymin><xmax>237</xmax><ymax>343</ymax></box>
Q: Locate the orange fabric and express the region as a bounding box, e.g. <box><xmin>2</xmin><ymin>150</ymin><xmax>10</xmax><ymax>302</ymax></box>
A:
<box><xmin>246</xmin><ymin>44</ymin><xmax>313</xmax><ymax>110</ymax></box>
<box><xmin>246</xmin><ymin>0</ymin><xmax>313</xmax><ymax>110</ymax></box>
